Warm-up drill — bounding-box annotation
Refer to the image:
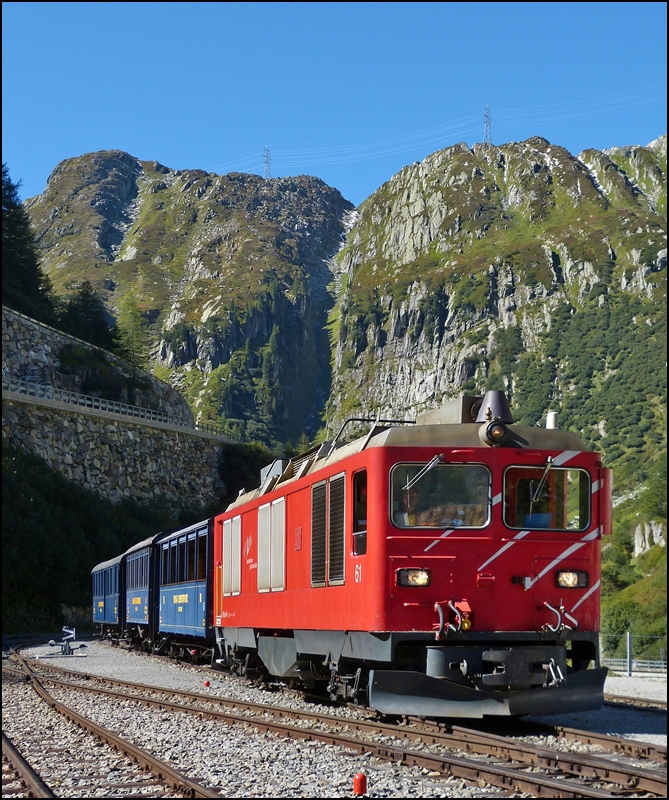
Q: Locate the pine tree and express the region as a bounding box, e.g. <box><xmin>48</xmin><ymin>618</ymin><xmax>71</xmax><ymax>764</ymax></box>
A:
<box><xmin>2</xmin><ymin>163</ymin><xmax>57</xmax><ymax>324</ymax></box>
<box><xmin>114</xmin><ymin>293</ymin><xmax>151</xmax><ymax>378</ymax></box>
<box><xmin>59</xmin><ymin>280</ymin><xmax>116</xmax><ymax>350</ymax></box>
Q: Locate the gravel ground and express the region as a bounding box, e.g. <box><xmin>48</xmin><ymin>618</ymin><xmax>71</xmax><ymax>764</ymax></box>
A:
<box><xmin>12</xmin><ymin>643</ymin><xmax>509</xmax><ymax>798</ymax></box>
<box><xmin>525</xmin><ymin>672</ymin><xmax>666</xmax><ymax>747</ymax></box>
<box><xmin>19</xmin><ymin>642</ymin><xmax>668</xmax><ymax>757</ymax></box>
<box><xmin>605</xmin><ymin>673</ymin><xmax>667</xmax><ymax>702</ymax></box>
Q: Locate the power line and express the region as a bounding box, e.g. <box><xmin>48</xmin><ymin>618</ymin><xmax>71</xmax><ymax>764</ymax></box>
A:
<box><xmin>204</xmin><ymin>84</ymin><xmax>665</xmax><ymax>174</ymax></box>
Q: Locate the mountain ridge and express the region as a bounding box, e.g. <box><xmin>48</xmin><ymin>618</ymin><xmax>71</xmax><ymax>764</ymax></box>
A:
<box><xmin>6</xmin><ymin>135</ymin><xmax>666</xmax><ymax>653</ymax></box>
<box><xmin>26</xmin><ymin>151</ymin><xmax>355</xmax><ymax>443</ymax></box>
<box><xmin>23</xmin><ymin>135</ymin><xmax>666</xmax><ymax>485</ymax></box>
<box><xmin>325</xmin><ymin>135</ymin><xmax>666</xmax><ymax>492</ymax></box>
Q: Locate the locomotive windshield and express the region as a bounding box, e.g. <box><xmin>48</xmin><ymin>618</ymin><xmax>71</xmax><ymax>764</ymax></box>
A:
<box><xmin>504</xmin><ymin>466</ymin><xmax>590</xmax><ymax>530</ymax></box>
<box><xmin>391</xmin><ymin>463</ymin><xmax>490</xmax><ymax>528</ymax></box>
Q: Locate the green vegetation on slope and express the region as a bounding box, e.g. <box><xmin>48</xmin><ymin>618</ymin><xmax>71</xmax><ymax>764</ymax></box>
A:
<box><xmin>332</xmin><ymin>137</ymin><xmax>667</xmax><ymax>495</ymax></box>
<box><xmin>600</xmin><ymin>457</ymin><xmax>667</xmax><ymax>659</ymax></box>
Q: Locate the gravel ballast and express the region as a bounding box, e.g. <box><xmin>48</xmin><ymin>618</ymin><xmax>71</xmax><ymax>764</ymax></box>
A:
<box><xmin>11</xmin><ymin>641</ymin><xmax>667</xmax><ymax>796</ymax></box>
<box><xmin>12</xmin><ymin>642</ymin><xmax>507</xmax><ymax>798</ymax></box>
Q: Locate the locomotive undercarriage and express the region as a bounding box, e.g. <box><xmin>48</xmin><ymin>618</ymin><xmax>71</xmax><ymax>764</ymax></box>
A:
<box><xmin>214</xmin><ymin>627</ymin><xmax>605</xmax><ymax>717</ymax></box>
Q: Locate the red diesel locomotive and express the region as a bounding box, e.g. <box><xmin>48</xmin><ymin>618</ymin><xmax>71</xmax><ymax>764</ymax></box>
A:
<box><xmin>212</xmin><ymin>391</ymin><xmax>612</xmax><ymax>717</ymax></box>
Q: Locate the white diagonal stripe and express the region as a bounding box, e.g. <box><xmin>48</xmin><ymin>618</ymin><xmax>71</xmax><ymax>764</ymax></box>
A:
<box><xmin>527</xmin><ymin>542</ymin><xmax>588</xmax><ymax>589</ymax></box>
<box><xmin>591</xmin><ymin>480</ymin><xmax>600</xmax><ymax>494</ymax></box>
<box><xmin>424</xmin><ymin>529</ymin><xmax>455</xmax><ymax>552</ymax></box>
<box><xmin>492</xmin><ymin>492</ymin><xmax>502</xmax><ymax>506</ymax></box>
<box><xmin>477</xmin><ymin>531</ymin><xmax>530</xmax><ymax>571</ymax></box>
<box><xmin>570</xmin><ymin>579</ymin><xmax>601</xmax><ymax>613</ymax></box>
<box><xmin>527</xmin><ymin>528</ymin><xmax>600</xmax><ymax>588</ymax></box>
<box><xmin>553</xmin><ymin>450</ymin><xmax>581</xmax><ymax>466</ymax></box>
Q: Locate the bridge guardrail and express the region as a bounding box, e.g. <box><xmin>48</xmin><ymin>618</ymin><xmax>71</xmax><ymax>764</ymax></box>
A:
<box><xmin>2</xmin><ymin>376</ymin><xmax>237</xmax><ymax>442</ymax></box>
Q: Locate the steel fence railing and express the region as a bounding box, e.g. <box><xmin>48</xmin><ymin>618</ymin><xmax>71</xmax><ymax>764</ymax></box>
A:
<box><xmin>600</xmin><ymin>631</ymin><xmax>667</xmax><ymax>675</ymax></box>
<box><xmin>601</xmin><ymin>657</ymin><xmax>667</xmax><ymax>673</ymax></box>
<box><xmin>2</xmin><ymin>376</ymin><xmax>237</xmax><ymax>441</ymax></box>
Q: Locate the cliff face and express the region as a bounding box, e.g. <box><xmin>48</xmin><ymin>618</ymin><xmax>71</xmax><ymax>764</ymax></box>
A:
<box><xmin>327</xmin><ymin>135</ymin><xmax>666</xmax><ymax>491</ymax></box>
<box><xmin>24</xmin><ymin>137</ymin><xmax>666</xmax><ymax>489</ymax></box>
<box><xmin>26</xmin><ymin>152</ymin><xmax>355</xmax><ymax>443</ymax></box>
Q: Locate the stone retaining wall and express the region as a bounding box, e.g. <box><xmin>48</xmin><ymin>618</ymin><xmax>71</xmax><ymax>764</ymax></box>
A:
<box><xmin>2</xmin><ymin>398</ymin><xmax>225</xmax><ymax>506</ymax></box>
<box><xmin>2</xmin><ymin>306</ymin><xmax>228</xmax><ymax>507</ymax></box>
<box><xmin>2</xmin><ymin>306</ymin><xmax>193</xmax><ymax>423</ymax></box>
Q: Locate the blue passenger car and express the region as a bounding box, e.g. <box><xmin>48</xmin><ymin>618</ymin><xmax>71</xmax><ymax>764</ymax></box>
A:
<box><xmin>123</xmin><ymin>532</ymin><xmax>168</xmax><ymax>643</ymax></box>
<box><xmin>158</xmin><ymin>519</ymin><xmax>214</xmax><ymax>649</ymax></box>
<box><xmin>91</xmin><ymin>554</ymin><xmax>125</xmax><ymax>633</ymax></box>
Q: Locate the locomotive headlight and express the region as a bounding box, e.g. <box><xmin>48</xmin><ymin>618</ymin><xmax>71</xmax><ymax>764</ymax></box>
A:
<box><xmin>396</xmin><ymin>568</ymin><xmax>431</xmax><ymax>587</ymax></box>
<box><xmin>478</xmin><ymin>420</ymin><xmax>508</xmax><ymax>446</ymax></box>
<box><xmin>557</xmin><ymin>570</ymin><xmax>589</xmax><ymax>588</ymax></box>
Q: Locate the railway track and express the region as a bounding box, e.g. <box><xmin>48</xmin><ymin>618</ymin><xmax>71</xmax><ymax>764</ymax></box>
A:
<box><xmin>5</xmin><ymin>654</ymin><xmax>666</xmax><ymax>798</ymax></box>
<box><xmin>604</xmin><ymin>694</ymin><xmax>667</xmax><ymax>712</ymax></box>
<box><xmin>2</xmin><ymin>731</ymin><xmax>56</xmax><ymax>798</ymax></box>
<box><xmin>2</xmin><ymin>661</ymin><xmax>222</xmax><ymax>797</ymax></box>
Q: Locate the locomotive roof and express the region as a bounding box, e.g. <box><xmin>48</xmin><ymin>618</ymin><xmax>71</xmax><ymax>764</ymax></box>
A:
<box><xmin>226</xmin><ymin>421</ymin><xmax>589</xmax><ymax>510</ymax></box>
<box><xmin>369</xmin><ymin>423</ymin><xmax>587</xmax><ymax>451</ymax></box>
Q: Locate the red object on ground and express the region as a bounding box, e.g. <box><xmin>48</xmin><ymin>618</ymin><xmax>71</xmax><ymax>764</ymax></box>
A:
<box><xmin>353</xmin><ymin>772</ymin><xmax>367</xmax><ymax>796</ymax></box>
<box><xmin>203</xmin><ymin>679</ymin><xmax>210</xmax><ymax>688</ymax></box>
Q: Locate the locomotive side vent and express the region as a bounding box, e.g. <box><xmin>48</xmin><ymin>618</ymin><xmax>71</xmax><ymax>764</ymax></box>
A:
<box><xmin>311</xmin><ymin>482</ymin><xmax>327</xmax><ymax>587</ymax></box>
<box><xmin>328</xmin><ymin>474</ymin><xmax>345</xmax><ymax>585</ymax></box>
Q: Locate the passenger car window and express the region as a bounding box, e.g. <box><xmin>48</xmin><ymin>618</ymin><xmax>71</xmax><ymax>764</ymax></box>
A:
<box><xmin>391</xmin><ymin>463</ymin><xmax>490</xmax><ymax>528</ymax></box>
<box><xmin>504</xmin><ymin>466</ymin><xmax>590</xmax><ymax>530</ymax></box>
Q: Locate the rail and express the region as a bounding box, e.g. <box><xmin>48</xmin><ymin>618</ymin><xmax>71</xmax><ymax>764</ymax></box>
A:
<box><xmin>2</xmin><ymin>376</ymin><xmax>237</xmax><ymax>442</ymax></box>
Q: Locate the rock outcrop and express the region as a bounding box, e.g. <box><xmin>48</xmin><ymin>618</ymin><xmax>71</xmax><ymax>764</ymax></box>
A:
<box><xmin>26</xmin><ymin>153</ymin><xmax>355</xmax><ymax>443</ymax></box>
<box><xmin>634</xmin><ymin>520</ymin><xmax>666</xmax><ymax>557</ymax></box>
<box><xmin>24</xmin><ymin>137</ymin><xmax>666</xmax><ymax>492</ymax></box>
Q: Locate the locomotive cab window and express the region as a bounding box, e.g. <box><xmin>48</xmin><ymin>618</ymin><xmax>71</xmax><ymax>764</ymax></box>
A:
<box><xmin>391</xmin><ymin>463</ymin><xmax>490</xmax><ymax>528</ymax></box>
<box><xmin>504</xmin><ymin>465</ymin><xmax>590</xmax><ymax>531</ymax></box>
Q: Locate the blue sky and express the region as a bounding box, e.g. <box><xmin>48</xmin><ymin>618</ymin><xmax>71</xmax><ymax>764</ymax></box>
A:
<box><xmin>2</xmin><ymin>2</ymin><xmax>666</xmax><ymax>206</ymax></box>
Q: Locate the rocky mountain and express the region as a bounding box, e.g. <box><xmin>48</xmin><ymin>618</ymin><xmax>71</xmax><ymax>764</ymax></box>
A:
<box><xmin>24</xmin><ymin>136</ymin><xmax>666</xmax><ymax>490</ymax></box>
<box><xmin>327</xmin><ymin>135</ymin><xmax>666</xmax><ymax>493</ymax></box>
<box><xmin>26</xmin><ymin>152</ymin><xmax>355</xmax><ymax>443</ymax></box>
